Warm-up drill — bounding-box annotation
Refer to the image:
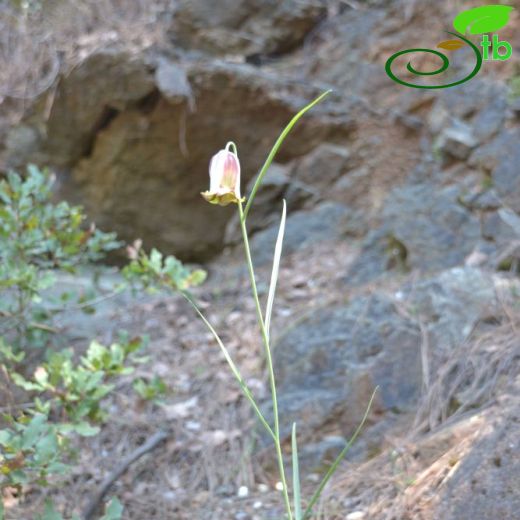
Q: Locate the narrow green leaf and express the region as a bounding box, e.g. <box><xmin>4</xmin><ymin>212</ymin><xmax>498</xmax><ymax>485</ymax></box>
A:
<box><xmin>302</xmin><ymin>387</ymin><xmax>378</xmax><ymax>519</ymax></box>
<box><xmin>265</xmin><ymin>200</ymin><xmax>286</xmax><ymax>341</ymax></box>
<box><xmin>453</xmin><ymin>5</ymin><xmax>514</xmax><ymax>35</ymax></box>
<box><xmin>292</xmin><ymin>423</ymin><xmax>302</xmax><ymax>520</ymax></box>
<box><xmin>243</xmin><ymin>90</ymin><xmax>331</xmax><ymax>220</ymax></box>
<box><xmin>73</xmin><ymin>422</ymin><xmax>101</xmax><ymax>437</ymax></box>
<box><xmin>182</xmin><ymin>292</ymin><xmax>276</xmax><ymax>442</ymax></box>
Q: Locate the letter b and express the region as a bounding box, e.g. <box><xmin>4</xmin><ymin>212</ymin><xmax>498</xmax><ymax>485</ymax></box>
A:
<box><xmin>492</xmin><ymin>34</ymin><xmax>512</xmax><ymax>61</ymax></box>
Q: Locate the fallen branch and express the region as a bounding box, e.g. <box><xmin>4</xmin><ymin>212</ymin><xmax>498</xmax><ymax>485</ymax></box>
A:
<box><xmin>82</xmin><ymin>429</ymin><xmax>170</xmax><ymax>520</ymax></box>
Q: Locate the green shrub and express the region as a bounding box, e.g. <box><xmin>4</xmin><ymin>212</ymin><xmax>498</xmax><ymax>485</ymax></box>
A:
<box><xmin>0</xmin><ymin>166</ymin><xmax>203</xmax><ymax>519</ymax></box>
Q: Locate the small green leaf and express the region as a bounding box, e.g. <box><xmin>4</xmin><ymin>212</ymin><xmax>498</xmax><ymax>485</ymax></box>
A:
<box><xmin>71</xmin><ymin>422</ymin><xmax>100</xmax><ymax>437</ymax></box>
<box><xmin>21</xmin><ymin>414</ymin><xmax>48</xmax><ymax>449</ymax></box>
<box><xmin>35</xmin><ymin>432</ymin><xmax>59</xmax><ymax>462</ymax></box>
<box><xmin>453</xmin><ymin>5</ymin><xmax>514</xmax><ymax>35</ymax></box>
<box><xmin>38</xmin><ymin>499</ymin><xmax>64</xmax><ymax>520</ymax></box>
<box><xmin>0</xmin><ymin>430</ymin><xmax>11</xmax><ymax>447</ymax></box>
<box><xmin>11</xmin><ymin>372</ymin><xmax>43</xmax><ymax>392</ymax></box>
<box><xmin>100</xmin><ymin>497</ymin><xmax>124</xmax><ymax>520</ymax></box>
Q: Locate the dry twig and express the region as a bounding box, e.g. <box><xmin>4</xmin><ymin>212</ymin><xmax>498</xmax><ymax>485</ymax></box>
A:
<box><xmin>82</xmin><ymin>429</ymin><xmax>170</xmax><ymax>520</ymax></box>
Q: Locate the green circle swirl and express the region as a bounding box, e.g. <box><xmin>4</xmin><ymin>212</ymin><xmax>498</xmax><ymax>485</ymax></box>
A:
<box><xmin>385</xmin><ymin>32</ymin><xmax>482</xmax><ymax>89</ymax></box>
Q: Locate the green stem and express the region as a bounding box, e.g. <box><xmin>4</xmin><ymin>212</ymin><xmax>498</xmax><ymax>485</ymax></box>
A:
<box><xmin>181</xmin><ymin>291</ymin><xmax>276</xmax><ymax>442</ymax></box>
<box><xmin>238</xmin><ymin>201</ymin><xmax>293</xmax><ymax>520</ymax></box>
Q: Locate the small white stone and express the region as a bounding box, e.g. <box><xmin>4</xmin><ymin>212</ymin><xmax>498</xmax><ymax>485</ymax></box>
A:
<box><xmin>275</xmin><ymin>481</ymin><xmax>284</xmax><ymax>491</ymax></box>
<box><xmin>346</xmin><ymin>512</ymin><xmax>366</xmax><ymax>520</ymax></box>
<box><xmin>237</xmin><ymin>486</ymin><xmax>249</xmax><ymax>498</ymax></box>
<box><xmin>257</xmin><ymin>484</ymin><xmax>269</xmax><ymax>493</ymax></box>
<box><xmin>253</xmin><ymin>501</ymin><xmax>263</xmax><ymax>509</ymax></box>
<box><xmin>394</xmin><ymin>290</ymin><xmax>404</xmax><ymax>301</ymax></box>
<box><xmin>185</xmin><ymin>420</ymin><xmax>201</xmax><ymax>431</ymax></box>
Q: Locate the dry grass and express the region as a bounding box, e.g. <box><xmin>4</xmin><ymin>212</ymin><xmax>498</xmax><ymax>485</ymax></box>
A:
<box><xmin>318</xmin><ymin>288</ymin><xmax>520</xmax><ymax>520</ymax></box>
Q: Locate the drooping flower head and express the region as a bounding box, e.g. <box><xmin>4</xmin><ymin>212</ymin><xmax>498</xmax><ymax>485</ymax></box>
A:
<box><xmin>201</xmin><ymin>142</ymin><xmax>244</xmax><ymax>206</ymax></box>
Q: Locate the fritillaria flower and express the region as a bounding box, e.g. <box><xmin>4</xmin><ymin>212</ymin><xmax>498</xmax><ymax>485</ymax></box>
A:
<box><xmin>201</xmin><ymin>142</ymin><xmax>244</xmax><ymax>206</ymax></box>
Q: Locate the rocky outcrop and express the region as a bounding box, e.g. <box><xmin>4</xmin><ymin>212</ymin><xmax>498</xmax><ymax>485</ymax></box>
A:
<box><xmin>169</xmin><ymin>0</ymin><xmax>328</xmax><ymax>58</ymax></box>
<box><xmin>3</xmin><ymin>49</ymin><xmax>355</xmax><ymax>260</ymax></box>
<box><xmin>347</xmin><ymin>182</ymin><xmax>483</xmax><ymax>284</ymax></box>
<box><xmin>433</xmin><ymin>396</ymin><xmax>520</xmax><ymax>520</ymax></box>
<box><xmin>263</xmin><ymin>267</ymin><xmax>509</xmax><ymax>454</ymax></box>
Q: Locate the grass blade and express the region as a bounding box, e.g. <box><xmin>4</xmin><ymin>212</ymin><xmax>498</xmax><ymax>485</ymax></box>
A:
<box><xmin>265</xmin><ymin>200</ymin><xmax>286</xmax><ymax>341</ymax></box>
<box><xmin>243</xmin><ymin>90</ymin><xmax>331</xmax><ymax>220</ymax></box>
<box><xmin>292</xmin><ymin>423</ymin><xmax>303</xmax><ymax>520</ymax></box>
<box><xmin>302</xmin><ymin>387</ymin><xmax>378</xmax><ymax>519</ymax></box>
<box><xmin>181</xmin><ymin>291</ymin><xmax>276</xmax><ymax>442</ymax></box>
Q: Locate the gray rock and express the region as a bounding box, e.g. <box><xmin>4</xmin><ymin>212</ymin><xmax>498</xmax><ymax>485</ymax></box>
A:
<box><xmin>470</xmin><ymin>128</ymin><xmax>520</xmax><ymax>212</ymax></box>
<box><xmin>298</xmin><ymin>436</ymin><xmax>349</xmax><ymax>472</ymax></box>
<box><xmin>472</xmin><ymin>95</ymin><xmax>507</xmax><ymax>142</ymax></box>
<box><xmin>347</xmin><ymin>183</ymin><xmax>481</xmax><ymax>284</ymax></box>
<box><xmin>4</xmin><ymin>125</ymin><xmax>43</xmax><ymax>169</ymax></box>
<box><xmin>509</xmin><ymin>96</ymin><xmax>520</xmax><ymax>118</ymax></box>
<box><xmin>492</xmin><ymin>134</ymin><xmax>520</xmax><ymax>214</ymax></box>
<box><xmin>346</xmin><ymin>228</ymin><xmax>400</xmax><ymax>286</ymax></box>
<box><xmin>458</xmin><ymin>189</ymin><xmax>501</xmax><ymax>211</ymax></box>
<box><xmin>155</xmin><ymin>58</ymin><xmax>193</xmax><ymax>107</ymax></box>
<box><xmin>434</xmin><ymin>397</ymin><xmax>520</xmax><ymax>520</ymax></box>
<box><xmin>432</xmin><ymin>80</ymin><xmax>505</xmax><ymax>121</ymax></box>
<box><xmin>292</xmin><ymin>142</ymin><xmax>354</xmax><ymax>192</ymax></box>
<box><xmin>268</xmin><ymin>294</ymin><xmax>422</xmax><ymax>442</ymax></box>
<box><xmin>425</xmin><ymin>80</ymin><xmax>506</xmax><ymax>150</ymax></box>
<box><xmin>437</xmin><ymin>122</ymin><xmax>478</xmax><ymax>162</ymax></box>
<box><xmin>331</xmin><ymin>166</ymin><xmax>372</xmax><ymax>208</ymax></box>
<box><xmin>249</xmin><ymin>202</ymin><xmax>364</xmax><ymax>265</ymax></box>
<box><xmin>262</xmin><ymin>266</ymin><xmax>509</xmax><ymax>471</ymax></box>
<box><xmin>170</xmin><ymin>0</ymin><xmax>327</xmax><ymax>57</ymax></box>
<box><xmin>284</xmin><ymin>179</ymin><xmax>317</xmax><ymax>210</ymax></box>
<box><xmin>401</xmin><ymin>267</ymin><xmax>498</xmax><ymax>355</ymax></box>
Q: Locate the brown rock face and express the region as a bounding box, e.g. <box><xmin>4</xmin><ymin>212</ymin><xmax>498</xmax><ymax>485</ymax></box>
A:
<box><xmin>8</xmin><ymin>47</ymin><xmax>354</xmax><ymax>260</ymax></box>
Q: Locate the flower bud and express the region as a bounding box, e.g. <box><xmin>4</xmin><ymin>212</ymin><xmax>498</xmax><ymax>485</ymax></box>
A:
<box><xmin>201</xmin><ymin>142</ymin><xmax>244</xmax><ymax>206</ymax></box>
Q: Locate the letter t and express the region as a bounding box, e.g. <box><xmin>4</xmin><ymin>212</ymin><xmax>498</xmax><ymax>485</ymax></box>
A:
<box><xmin>480</xmin><ymin>34</ymin><xmax>491</xmax><ymax>60</ymax></box>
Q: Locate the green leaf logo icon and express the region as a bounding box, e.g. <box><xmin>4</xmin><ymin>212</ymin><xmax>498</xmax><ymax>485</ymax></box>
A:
<box><xmin>453</xmin><ymin>5</ymin><xmax>514</xmax><ymax>35</ymax></box>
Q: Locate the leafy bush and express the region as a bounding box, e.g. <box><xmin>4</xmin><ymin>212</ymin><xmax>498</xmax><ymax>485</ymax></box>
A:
<box><xmin>0</xmin><ymin>166</ymin><xmax>204</xmax><ymax>519</ymax></box>
<box><xmin>0</xmin><ymin>166</ymin><xmax>120</xmax><ymax>352</ymax></box>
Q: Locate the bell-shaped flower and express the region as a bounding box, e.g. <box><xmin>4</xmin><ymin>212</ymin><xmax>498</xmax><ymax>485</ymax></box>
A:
<box><xmin>201</xmin><ymin>142</ymin><xmax>244</xmax><ymax>206</ymax></box>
